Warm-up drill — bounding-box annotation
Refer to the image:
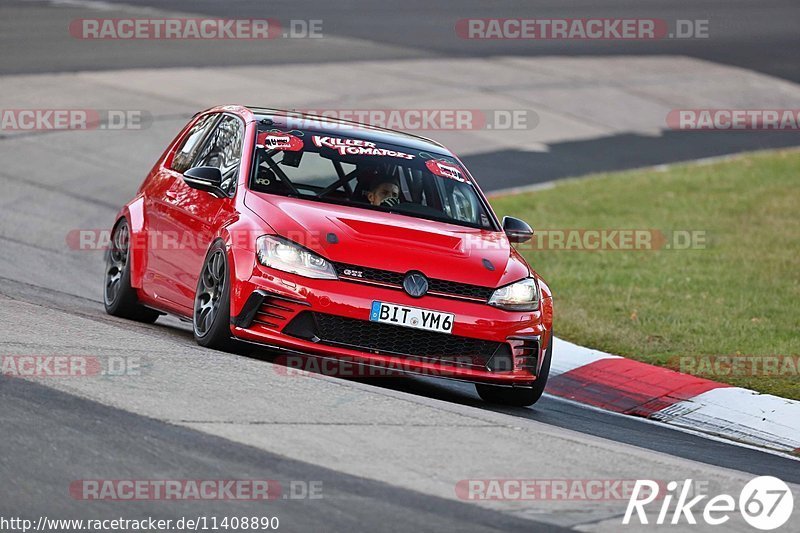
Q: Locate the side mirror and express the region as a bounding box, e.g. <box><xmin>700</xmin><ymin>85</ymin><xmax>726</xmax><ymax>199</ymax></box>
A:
<box><xmin>183</xmin><ymin>166</ymin><xmax>224</xmax><ymax>196</ymax></box>
<box><xmin>502</xmin><ymin>216</ymin><xmax>534</xmax><ymax>244</ymax></box>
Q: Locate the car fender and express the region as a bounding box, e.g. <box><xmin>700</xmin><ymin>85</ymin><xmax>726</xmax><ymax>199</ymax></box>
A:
<box><xmin>213</xmin><ymin>213</ymin><xmax>268</xmax><ymax>319</ymax></box>
<box><xmin>536</xmin><ymin>275</ymin><xmax>553</xmax><ymax>333</ymax></box>
<box><xmin>118</xmin><ymin>198</ymin><xmax>148</xmax><ymax>289</ymax></box>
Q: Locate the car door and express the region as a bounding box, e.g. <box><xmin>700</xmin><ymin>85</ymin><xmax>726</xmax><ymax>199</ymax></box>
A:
<box><xmin>143</xmin><ymin>113</ymin><xmax>221</xmax><ymax>309</ymax></box>
<box><xmin>155</xmin><ymin>114</ymin><xmax>245</xmax><ymax>311</ymax></box>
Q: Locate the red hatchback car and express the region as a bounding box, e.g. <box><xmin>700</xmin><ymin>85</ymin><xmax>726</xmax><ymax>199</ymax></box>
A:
<box><xmin>104</xmin><ymin>105</ymin><xmax>554</xmax><ymax>406</ymax></box>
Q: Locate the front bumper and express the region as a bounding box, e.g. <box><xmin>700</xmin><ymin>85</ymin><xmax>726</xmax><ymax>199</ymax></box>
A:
<box><xmin>230</xmin><ymin>266</ymin><xmax>551</xmax><ymax>386</ymax></box>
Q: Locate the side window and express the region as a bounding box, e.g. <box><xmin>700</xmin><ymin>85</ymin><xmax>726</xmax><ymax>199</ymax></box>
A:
<box><xmin>171</xmin><ymin>114</ymin><xmax>219</xmax><ymax>173</ymax></box>
<box><xmin>193</xmin><ymin>115</ymin><xmax>244</xmax><ymax>195</ymax></box>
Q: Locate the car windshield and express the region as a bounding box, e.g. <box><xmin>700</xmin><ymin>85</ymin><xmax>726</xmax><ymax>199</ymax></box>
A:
<box><xmin>250</xmin><ymin>128</ymin><xmax>496</xmax><ymax>230</ymax></box>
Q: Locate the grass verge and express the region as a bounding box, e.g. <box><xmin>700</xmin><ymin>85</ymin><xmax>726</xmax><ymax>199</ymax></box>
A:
<box><xmin>490</xmin><ymin>149</ymin><xmax>800</xmax><ymax>400</ymax></box>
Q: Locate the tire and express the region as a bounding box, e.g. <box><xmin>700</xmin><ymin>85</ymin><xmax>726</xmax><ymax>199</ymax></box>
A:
<box><xmin>103</xmin><ymin>219</ymin><xmax>160</xmax><ymax>323</ymax></box>
<box><xmin>193</xmin><ymin>240</ymin><xmax>237</xmax><ymax>351</ymax></box>
<box><xmin>476</xmin><ymin>330</ymin><xmax>553</xmax><ymax>407</ymax></box>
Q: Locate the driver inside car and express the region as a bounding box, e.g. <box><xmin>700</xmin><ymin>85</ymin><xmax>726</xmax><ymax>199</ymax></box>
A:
<box><xmin>366</xmin><ymin>176</ymin><xmax>400</xmax><ymax>207</ymax></box>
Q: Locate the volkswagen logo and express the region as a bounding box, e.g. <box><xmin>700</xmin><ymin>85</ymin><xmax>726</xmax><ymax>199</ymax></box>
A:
<box><xmin>403</xmin><ymin>272</ymin><xmax>429</xmax><ymax>298</ymax></box>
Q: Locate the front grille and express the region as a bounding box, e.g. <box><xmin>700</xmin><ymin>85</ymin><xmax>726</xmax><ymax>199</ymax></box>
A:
<box><xmin>287</xmin><ymin>312</ymin><xmax>504</xmax><ymax>369</ymax></box>
<box><xmin>428</xmin><ymin>278</ymin><xmax>494</xmax><ymax>301</ymax></box>
<box><xmin>334</xmin><ymin>263</ymin><xmax>494</xmax><ymax>302</ymax></box>
<box><xmin>335</xmin><ymin>264</ymin><xmax>405</xmax><ymax>286</ymax></box>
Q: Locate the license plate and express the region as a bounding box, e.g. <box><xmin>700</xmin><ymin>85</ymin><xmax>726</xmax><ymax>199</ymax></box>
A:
<box><xmin>369</xmin><ymin>301</ymin><xmax>454</xmax><ymax>334</ymax></box>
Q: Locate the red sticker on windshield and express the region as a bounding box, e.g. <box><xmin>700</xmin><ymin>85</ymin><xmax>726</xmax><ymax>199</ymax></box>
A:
<box><xmin>426</xmin><ymin>159</ymin><xmax>466</xmax><ymax>182</ymax></box>
<box><xmin>257</xmin><ymin>132</ymin><xmax>304</xmax><ymax>151</ymax></box>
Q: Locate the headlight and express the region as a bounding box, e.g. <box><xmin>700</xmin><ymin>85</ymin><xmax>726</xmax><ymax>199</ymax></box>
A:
<box><xmin>256</xmin><ymin>235</ymin><xmax>338</xmax><ymax>280</ymax></box>
<box><xmin>488</xmin><ymin>278</ymin><xmax>540</xmax><ymax>311</ymax></box>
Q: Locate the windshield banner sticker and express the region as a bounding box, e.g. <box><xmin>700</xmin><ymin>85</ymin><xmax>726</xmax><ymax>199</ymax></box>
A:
<box><xmin>312</xmin><ymin>135</ymin><xmax>415</xmax><ymax>160</ymax></box>
<box><xmin>425</xmin><ymin>159</ymin><xmax>467</xmax><ymax>182</ymax></box>
<box><xmin>257</xmin><ymin>131</ymin><xmax>304</xmax><ymax>151</ymax></box>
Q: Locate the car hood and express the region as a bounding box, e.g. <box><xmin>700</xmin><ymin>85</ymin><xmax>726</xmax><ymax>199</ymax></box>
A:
<box><xmin>244</xmin><ymin>191</ymin><xmax>530</xmax><ymax>288</ymax></box>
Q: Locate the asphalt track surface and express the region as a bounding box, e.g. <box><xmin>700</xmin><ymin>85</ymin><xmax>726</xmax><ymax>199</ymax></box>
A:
<box><xmin>0</xmin><ymin>376</ymin><xmax>568</xmax><ymax>533</ymax></box>
<box><xmin>1</xmin><ymin>1</ymin><xmax>799</xmax><ymax>532</ymax></box>
<box><xmin>3</xmin><ymin>0</ymin><xmax>799</xmax><ymax>83</ymax></box>
<box><xmin>3</xmin><ymin>0</ymin><xmax>800</xmax><ymax>186</ymax></box>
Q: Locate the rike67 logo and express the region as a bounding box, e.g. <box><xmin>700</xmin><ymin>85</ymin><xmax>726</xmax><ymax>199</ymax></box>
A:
<box><xmin>624</xmin><ymin>476</ymin><xmax>794</xmax><ymax>530</ymax></box>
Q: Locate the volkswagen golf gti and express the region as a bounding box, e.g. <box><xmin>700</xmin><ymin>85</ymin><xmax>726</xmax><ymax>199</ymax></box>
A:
<box><xmin>103</xmin><ymin>105</ymin><xmax>554</xmax><ymax>406</ymax></box>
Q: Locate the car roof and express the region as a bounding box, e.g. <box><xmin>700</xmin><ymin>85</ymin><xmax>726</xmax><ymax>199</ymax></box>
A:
<box><xmin>245</xmin><ymin>106</ymin><xmax>454</xmax><ymax>156</ymax></box>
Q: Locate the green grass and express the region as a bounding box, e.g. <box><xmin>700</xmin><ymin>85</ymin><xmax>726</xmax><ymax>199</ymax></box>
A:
<box><xmin>490</xmin><ymin>150</ymin><xmax>800</xmax><ymax>399</ymax></box>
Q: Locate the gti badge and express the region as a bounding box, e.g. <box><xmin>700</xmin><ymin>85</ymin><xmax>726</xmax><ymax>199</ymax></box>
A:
<box><xmin>403</xmin><ymin>272</ymin><xmax>429</xmax><ymax>298</ymax></box>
